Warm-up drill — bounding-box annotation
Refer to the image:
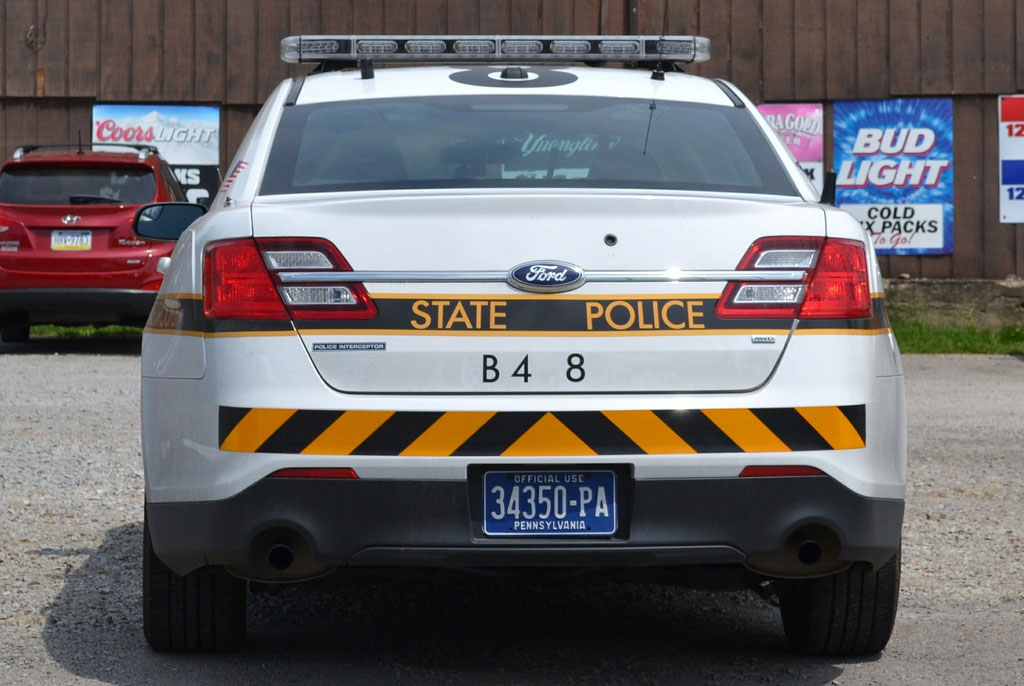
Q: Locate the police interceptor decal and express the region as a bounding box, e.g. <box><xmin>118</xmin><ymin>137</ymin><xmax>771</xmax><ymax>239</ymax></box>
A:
<box><xmin>219</xmin><ymin>405</ymin><xmax>866</xmax><ymax>456</ymax></box>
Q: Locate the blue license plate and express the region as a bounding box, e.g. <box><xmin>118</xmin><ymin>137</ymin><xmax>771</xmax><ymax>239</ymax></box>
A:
<box><xmin>483</xmin><ymin>470</ymin><xmax>617</xmax><ymax>536</ymax></box>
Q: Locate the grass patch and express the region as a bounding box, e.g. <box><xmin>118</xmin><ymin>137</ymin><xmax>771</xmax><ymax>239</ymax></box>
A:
<box><xmin>30</xmin><ymin>324</ymin><xmax>142</xmax><ymax>339</ymax></box>
<box><xmin>891</xmin><ymin>318</ymin><xmax>1024</xmax><ymax>354</ymax></box>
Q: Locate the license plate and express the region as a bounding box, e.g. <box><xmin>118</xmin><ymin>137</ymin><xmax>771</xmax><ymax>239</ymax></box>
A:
<box><xmin>51</xmin><ymin>230</ymin><xmax>91</xmax><ymax>251</ymax></box>
<box><xmin>483</xmin><ymin>470</ymin><xmax>617</xmax><ymax>536</ymax></box>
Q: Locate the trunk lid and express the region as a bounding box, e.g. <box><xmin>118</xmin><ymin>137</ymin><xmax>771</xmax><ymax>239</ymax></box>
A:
<box><xmin>252</xmin><ymin>191</ymin><xmax>826</xmax><ymax>394</ymax></box>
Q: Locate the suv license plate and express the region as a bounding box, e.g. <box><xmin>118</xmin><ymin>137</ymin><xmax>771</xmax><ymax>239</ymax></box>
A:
<box><xmin>51</xmin><ymin>230</ymin><xmax>92</xmax><ymax>251</ymax></box>
<box><xmin>483</xmin><ymin>470</ymin><xmax>617</xmax><ymax>536</ymax></box>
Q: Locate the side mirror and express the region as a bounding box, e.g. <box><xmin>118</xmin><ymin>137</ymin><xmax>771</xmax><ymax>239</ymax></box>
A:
<box><xmin>133</xmin><ymin>202</ymin><xmax>206</xmax><ymax>242</ymax></box>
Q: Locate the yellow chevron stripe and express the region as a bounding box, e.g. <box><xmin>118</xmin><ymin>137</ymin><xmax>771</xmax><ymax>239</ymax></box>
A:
<box><xmin>502</xmin><ymin>413</ymin><xmax>597</xmax><ymax>457</ymax></box>
<box><xmin>602</xmin><ymin>410</ymin><xmax>696</xmax><ymax>454</ymax></box>
<box><xmin>701</xmin><ymin>408</ymin><xmax>791</xmax><ymax>453</ymax></box>
<box><xmin>796</xmin><ymin>406</ymin><xmax>866</xmax><ymax>450</ymax></box>
<box><xmin>301</xmin><ymin>411</ymin><xmax>395</xmax><ymax>455</ymax></box>
<box><xmin>220</xmin><ymin>408</ymin><xmax>296</xmax><ymax>452</ymax></box>
<box><xmin>400</xmin><ymin>411</ymin><xmax>497</xmax><ymax>456</ymax></box>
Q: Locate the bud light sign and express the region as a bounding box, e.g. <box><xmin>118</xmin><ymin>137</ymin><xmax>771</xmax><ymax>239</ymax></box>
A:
<box><xmin>93</xmin><ymin>104</ymin><xmax>220</xmax><ymax>207</ymax></box>
<box><xmin>834</xmin><ymin>98</ymin><xmax>954</xmax><ymax>255</ymax></box>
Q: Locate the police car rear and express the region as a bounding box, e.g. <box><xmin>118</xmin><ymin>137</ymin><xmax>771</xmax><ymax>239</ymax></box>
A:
<box><xmin>136</xmin><ymin>35</ymin><xmax>905</xmax><ymax>656</ymax></box>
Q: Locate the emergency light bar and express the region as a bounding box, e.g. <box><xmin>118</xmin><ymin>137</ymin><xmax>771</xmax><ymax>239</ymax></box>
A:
<box><xmin>280</xmin><ymin>35</ymin><xmax>711</xmax><ymax>64</ymax></box>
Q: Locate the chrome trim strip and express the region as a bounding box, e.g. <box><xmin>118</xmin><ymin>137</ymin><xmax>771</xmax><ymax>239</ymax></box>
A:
<box><xmin>278</xmin><ymin>269</ymin><xmax>806</xmax><ymax>283</ymax></box>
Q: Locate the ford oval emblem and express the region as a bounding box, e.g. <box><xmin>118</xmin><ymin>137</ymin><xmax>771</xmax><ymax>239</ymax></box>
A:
<box><xmin>507</xmin><ymin>260</ymin><xmax>585</xmax><ymax>293</ymax></box>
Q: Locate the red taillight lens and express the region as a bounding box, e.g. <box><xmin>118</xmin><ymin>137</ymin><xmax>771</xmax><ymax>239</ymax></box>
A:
<box><xmin>268</xmin><ymin>467</ymin><xmax>358</xmax><ymax>479</ymax></box>
<box><xmin>715</xmin><ymin>237</ymin><xmax>870</xmax><ymax>320</ymax></box>
<box><xmin>204</xmin><ymin>239</ymin><xmax>290</xmax><ymax>319</ymax></box>
<box><xmin>739</xmin><ymin>466</ymin><xmax>825</xmax><ymax>477</ymax></box>
<box><xmin>797</xmin><ymin>239</ymin><xmax>871</xmax><ymax>319</ymax></box>
<box><xmin>202</xmin><ymin>237</ymin><xmax>377</xmax><ymax>321</ymax></box>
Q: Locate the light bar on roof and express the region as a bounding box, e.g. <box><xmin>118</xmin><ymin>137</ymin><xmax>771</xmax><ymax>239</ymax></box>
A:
<box><xmin>280</xmin><ymin>35</ymin><xmax>711</xmax><ymax>64</ymax></box>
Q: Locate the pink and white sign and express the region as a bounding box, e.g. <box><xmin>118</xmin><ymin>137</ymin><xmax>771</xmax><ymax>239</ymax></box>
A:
<box><xmin>757</xmin><ymin>103</ymin><xmax>824</xmax><ymax>194</ymax></box>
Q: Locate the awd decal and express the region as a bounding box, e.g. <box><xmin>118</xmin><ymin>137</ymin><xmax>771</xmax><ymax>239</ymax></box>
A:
<box><xmin>219</xmin><ymin>405</ymin><xmax>866</xmax><ymax>456</ymax></box>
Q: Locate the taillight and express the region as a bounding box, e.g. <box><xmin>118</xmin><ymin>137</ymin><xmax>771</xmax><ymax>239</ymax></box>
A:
<box><xmin>202</xmin><ymin>237</ymin><xmax>376</xmax><ymax>321</ymax></box>
<box><xmin>204</xmin><ymin>239</ymin><xmax>290</xmax><ymax>319</ymax></box>
<box><xmin>257</xmin><ymin>238</ymin><xmax>377</xmax><ymax>320</ymax></box>
<box><xmin>798</xmin><ymin>239</ymin><xmax>871</xmax><ymax>319</ymax></box>
<box><xmin>715</xmin><ymin>237</ymin><xmax>870</xmax><ymax>320</ymax></box>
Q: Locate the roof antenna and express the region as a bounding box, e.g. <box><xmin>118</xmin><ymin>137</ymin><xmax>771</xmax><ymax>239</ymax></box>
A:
<box><xmin>77</xmin><ymin>130</ymin><xmax>84</xmax><ymax>154</ymax></box>
<box><xmin>651</xmin><ymin>38</ymin><xmax>665</xmax><ymax>81</ymax></box>
<box><xmin>359</xmin><ymin>57</ymin><xmax>374</xmax><ymax>80</ymax></box>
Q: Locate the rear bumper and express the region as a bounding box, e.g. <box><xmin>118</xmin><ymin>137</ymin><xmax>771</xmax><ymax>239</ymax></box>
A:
<box><xmin>0</xmin><ymin>288</ymin><xmax>156</xmax><ymax>324</ymax></box>
<box><xmin>147</xmin><ymin>474</ymin><xmax>904</xmax><ymax>582</ymax></box>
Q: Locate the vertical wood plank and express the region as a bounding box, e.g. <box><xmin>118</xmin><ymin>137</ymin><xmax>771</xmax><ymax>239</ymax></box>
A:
<box><xmin>856</xmin><ymin>0</ymin><xmax>888</xmax><ymax>99</ymax></box>
<box><xmin>223</xmin><ymin>106</ymin><xmax>258</xmax><ymax>173</ymax></box>
<box><xmin>762</xmin><ymin>0</ymin><xmax>794</xmax><ymax>102</ymax></box>
<box><xmin>983</xmin><ymin>0</ymin><xmax>1015</xmax><ymax>94</ymax></box>
<box><xmin>37</xmin><ymin>0</ymin><xmax>69</xmax><ymax>96</ymax></box>
<box><xmin>952</xmin><ymin>97</ymin><xmax>985</xmax><ymax>278</ymax></box>
<box><xmin>793</xmin><ymin>0</ymin><xmax>825</xmax><ymax>100</ymax></box>
<box><xmin>1017</xmin><ymin>0</ymin><xmax>1024</xmax><ymax>91</ymax></box>
<box><xmin>889</xmin><ymin>0</ymin><xmax>920</xmax><ymax>94</ymax></box>
<box><xmin>164</xmin><ymin>0</ymin><xmax>195</xmax><ymax>101</ymax></box>
<box><xmin>289</xmin><ymin>0</ymin><xmax>321</xmax><ymax>79</ymax></box>
<box><xmin>699</xmin><ymin>0</ymin><xmax>731</xmax><ymax>81</ymax></box>
<box><xmin>68</xmin><ymin>0</ymin><xmax>100</xmax><ymax>97</ymax></box>
<box><xmin>415</xmin><ymin>0</ymin><xmax>447</xmax><ymax>32</ymax></box>
<box><xmin>131</xmin><ymin>0</ymin><xmax>161</xmax><ymax>100</ymax></box>
<box><xmin>510</xmin><ymin>0</ymin><xmax>542</xmax><ymax>33</ymax></box>
<box><xmin>0</xmin><ymin>3</ymin><xmax>5</xmax><ymax>97</ymax></box>
<box><xmin>321</xmin><ymin>0</ymin><xmax>353</xmax><ymax>31</ymax></box>
<box><xmin>664</xmin><ymin>0</ymin><xmax>699</xmax><ymax>34</ymax></box>
<box><xmin>256</xmin><ymin>0</ymin><xmax>288</xmax><ymax>102</ymax></box>
<box><xmin>599</xmin><ymin>0</ymin><xmax>626</xmax><ymax>33</ymax></box>
<box><xmin>573</xmin><ymin>0</ymin><xmax>599</xmax><ymax>32</ymax></box>
<box><xmin>384</xmin><ymin>0</ymin><xmax>417</xmax><ymax>32</ymax></box>
<box><xmin>730</xmin><ymin>0</ymin><xmax>762</xmax><ymax>102</ymax></box>
<box><xmin>99</xmin><ymin>0</ymin><xmax>132</xmax><ymax>101</ymax></box>
<box><xmin>36</xmin><ymin>102</ymin><xmax>69</xmax><ymax>145</ymax></box>
<box><xmin>448</xmin><ymin>0</ymin><xmax>480</xmax><ymax>31</ymax></box>
<box><xmin>983</xmin><ymin>96</ymin><xmax>1017</xmax><ymax>277</ymax></box>
<box><xmin>195</xmin><ymin>0</ymin><xmax>226</xmax><ymax>102</ymax></box>
<box><xmin>225</xmin><ymin>0</ymin><xmax>257</xmax><ymax>105</ymax></box>
<box><xmin>480</xmin><ymin>0</ymin><xmax>511</xmax><ymax>32</ymax></box>
<box><xmin>4</xmin><ymin>101</ymin><xmax>36</xmax><ymax>156</ymax></box>
<box><xmin>825</xmin><ymin>0</ymin><xmax>856</xmax><ymax>101</ymax></box>
<box><xmin>919</xmin><ymin>0</ymin><xmax>952</xmax><ymax>94</ymax></box>
<box><xmin>951</xmin><ymin>0</ymin><xmax>983</xmax><ymax>94</ymax></box>
<box><xmin>353</xmin><ymin>0</ymin><xmax>385</xmax><ymax>31</ymax></box>
<box><xmin>6</xmin><ymin>0</ymin><xmax>36</xmax><ymax>97</ymax></box>
<box><xmin>542</xmin><ymin>0</ymin><xmax>574</xmax><ymax>33</ymax></box>
<box><xmin>634</xmin><ymin>0</ymin><xmax>665</xmax><ymax>33</ymax></box>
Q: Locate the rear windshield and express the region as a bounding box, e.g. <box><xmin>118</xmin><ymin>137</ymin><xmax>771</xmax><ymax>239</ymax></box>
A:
<box><xmin>0</xmin><ymin>166</ymin><xmax>157</xmax><ymax>205</ymax></box>
<box><xmin>261</xmin><ymin>95</ymin><xmax>796</xmax><ymax>196</ymax></box>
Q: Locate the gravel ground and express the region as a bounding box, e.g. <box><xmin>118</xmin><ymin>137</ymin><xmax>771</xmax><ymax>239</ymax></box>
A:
<box><xmin>1</xmin><ymin>341</ymin><xmax>1021</xmax><ymax>684</ymax></box>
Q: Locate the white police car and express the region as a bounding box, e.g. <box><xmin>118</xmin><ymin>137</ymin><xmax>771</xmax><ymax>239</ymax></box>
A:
<box><xmin>136</xmin><ymin>35</ymin><xmax>906</xmax><ymax>655</ymax></box>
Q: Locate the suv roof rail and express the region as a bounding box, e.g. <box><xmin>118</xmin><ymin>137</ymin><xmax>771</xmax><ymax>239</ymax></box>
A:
<box><xmin>281</xmin><ymin>35</ymin><xmax>711</xmax><ymax>69</ymax></box>
<box><xmin>12</xmin><ymin>143</ymin><xmax>159</xmax><ymax>162</ymax></box>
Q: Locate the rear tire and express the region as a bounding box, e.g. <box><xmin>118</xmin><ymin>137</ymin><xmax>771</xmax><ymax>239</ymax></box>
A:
<box><xmin>778</xmin><ymin>547</ymin><xmax>900</xmax><ymax>656</ymax></box>
<box><xmin>143</xmin><ymin>517</ymin><xmax>247</xmax><ymax>652</ymax></box>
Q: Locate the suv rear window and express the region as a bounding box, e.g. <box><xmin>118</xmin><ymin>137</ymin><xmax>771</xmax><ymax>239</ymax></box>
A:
<box><xmin>0</xmin><ymin>166</ymin><xmax>157</xmax><ymax>205</ymax></box>
<box><xmin>262</xmin><ymin>95</ymin><xmax>796</xmax><ymax>196</ymax></box>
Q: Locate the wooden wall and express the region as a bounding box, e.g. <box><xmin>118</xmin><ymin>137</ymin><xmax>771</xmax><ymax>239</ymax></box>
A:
<box><xmin>1</xmin><ymin>0</ymin><xmax>1022</xmax><ymax>278</ymax></box>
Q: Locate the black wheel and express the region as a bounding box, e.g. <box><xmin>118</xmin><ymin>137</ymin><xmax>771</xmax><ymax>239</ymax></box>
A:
<box><xmin>0</xmin><ymin>318</ymin><xmax>29</xmax><ymax>343</ymax></box>
<box><xmin>143</xmin><ymin>517</ymin><xmax>247</xmax><ymax>652</ymax></box>
<box><xmin>777</xmin><ymin>547</ymin><xmax>900</xmax><ymax>656</ymax></box>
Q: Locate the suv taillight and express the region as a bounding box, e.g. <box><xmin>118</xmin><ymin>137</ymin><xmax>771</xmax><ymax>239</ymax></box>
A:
<box><xmin>715</xmin><ymin>237</ymin><xmax>870</xmax><ymax>320</ymax></box>
<box><xmin>203</xmin><ymin>237</ymin><xmax>376</xmax><ymax>320</ymax></box>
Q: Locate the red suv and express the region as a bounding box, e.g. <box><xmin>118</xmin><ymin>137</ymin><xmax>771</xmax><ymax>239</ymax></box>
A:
<box><xmin>0</xmin><ymin>143</ymin><xmax>187</xmax><ymax>342</ymax></box>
